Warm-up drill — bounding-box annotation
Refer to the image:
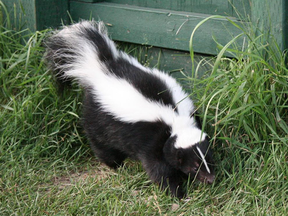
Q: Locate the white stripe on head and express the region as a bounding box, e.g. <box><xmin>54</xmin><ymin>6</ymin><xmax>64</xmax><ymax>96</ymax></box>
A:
<box><xmin>196</xmin><ymin>146</ymin><xmax>211</xmax><ymax>174</ymax></box>
<box><xmin>172</xmin><ymin>117</ymin><xmax>206</xmax><ymax>149</ymax></box>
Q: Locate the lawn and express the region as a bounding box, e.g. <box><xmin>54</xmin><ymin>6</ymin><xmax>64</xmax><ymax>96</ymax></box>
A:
<box><xmin>1</xmin><ymin>7</ymin><xmax>288</xmax><ymax>216</ymax></box>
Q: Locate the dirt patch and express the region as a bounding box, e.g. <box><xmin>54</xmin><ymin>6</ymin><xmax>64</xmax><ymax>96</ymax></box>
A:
<box><xmin>49</xmin><ymin>161</ymin><xmax>115</xmax><ymax>190</ymax></box>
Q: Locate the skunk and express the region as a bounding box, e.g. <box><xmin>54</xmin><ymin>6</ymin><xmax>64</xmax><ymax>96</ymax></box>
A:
<box><xmin>44</xmin><ymin>21</ymin><xmax>215</xmax><ymax>198</ymax></box>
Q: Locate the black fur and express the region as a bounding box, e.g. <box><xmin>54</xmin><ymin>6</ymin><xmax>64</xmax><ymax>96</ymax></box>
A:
<box><xmin>44</xmin><ymin>21</ymin><xmax>215</xmax><ymax>198</ymax></box>
<box><xmin>106</xmin><ymin>58</ymin><xmax>177</xmax><ymax>109</ymax></box>
<box><xmin>84</xmin><ymin>92</ymin><xmax>215</xmax><ymax>198</ymax></box>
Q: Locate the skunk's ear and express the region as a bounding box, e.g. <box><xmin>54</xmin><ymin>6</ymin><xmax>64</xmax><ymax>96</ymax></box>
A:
<box><xmin>176</xmin><ymin>149</ymin><xmax>183</xmax><ymax>165</ymax></box>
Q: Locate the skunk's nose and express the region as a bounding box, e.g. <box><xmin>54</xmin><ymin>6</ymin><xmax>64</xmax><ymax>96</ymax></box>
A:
<box><xmin>205</xmin><ymin>174</ymin><xmax>215</xmax><ymax>184</ymax></box>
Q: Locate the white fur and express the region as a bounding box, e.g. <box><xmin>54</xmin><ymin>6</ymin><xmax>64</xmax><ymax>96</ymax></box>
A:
<box><xmin>117</xmin><ymin>51</ymin><xmax>195</xmax><ymax>118</ymax></box>
<box><xmin>118</xmin><ymin>51</ymin><xmax>149</xmax><ymax>72</ymax></box>
<box><xmin>53</xmin><ymin>21</ymin><xmax>205</xmax><ymax>149</ymax></box>
<box><xmin>172</xmin><ymin>116</ymin><xmax>206</xmax><ymax>149</ymax></box>
<box><xmin>151</xmin><ymin>68</ymin><xmax>194</xmax><ymax>117</ymax></box>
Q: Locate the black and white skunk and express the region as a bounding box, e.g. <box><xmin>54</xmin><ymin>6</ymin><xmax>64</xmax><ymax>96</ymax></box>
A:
<box><xmin>44</xmin><ymin>21</ymin><xmax>215</xmax><ymax>198</ymax></box>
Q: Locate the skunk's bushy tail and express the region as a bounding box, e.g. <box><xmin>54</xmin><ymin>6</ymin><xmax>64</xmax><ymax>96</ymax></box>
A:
<box><xmin>44</xmin><ymin>21</ymin><xmax>119</xmax><ymax>87</ymax></box>
<box><xmin>44</xmin><ymin>20</ymin><xmax>195</xmax><ymax>126</ymax></box>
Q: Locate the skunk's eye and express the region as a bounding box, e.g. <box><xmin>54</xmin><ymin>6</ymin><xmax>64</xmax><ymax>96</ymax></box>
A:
<box><xmin>192</xmin><ymin>162</ymin><xmax>200</xmax><ymax>172</ymax></box>
<box><xmin>192</xmin><ymin>166</ymin><xmax>199</xmax><ymax>172</ymax></box>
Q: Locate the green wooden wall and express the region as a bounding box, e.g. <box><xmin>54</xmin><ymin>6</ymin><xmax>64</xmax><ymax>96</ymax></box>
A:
<box><xmin>252</xmin><ymin>0</ymin><xmax>288</xmax><ymax>52</ymax></box>
<box><xmin>69</xmin><ymin>1</ymin><xmax>245</xmax><ymax>56</ymax></box>
<box><xmin>1</xmin><ymin>0</ymin><xmax>287</xmax><ymax>73</ymax></box>
<box><xmin>2</xmin><ymin>0</ymin><xmax>286</xmax><ymax>53</ymax></box>
<box><xmin>78</xmin><ymin>0</ymin><xmax>251</xmax><ymax>18</ymax></box>
<box><xmin>1</xmin><ymin>0</ymin><xmax>69</xmax><ymax>31</ymax></box>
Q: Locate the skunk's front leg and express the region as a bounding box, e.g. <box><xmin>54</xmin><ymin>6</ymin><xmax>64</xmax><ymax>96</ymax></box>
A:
<box><xmin>141</xmin><ymin>158</ymin><xmax>186</xmax><ymax>198</ymax></box>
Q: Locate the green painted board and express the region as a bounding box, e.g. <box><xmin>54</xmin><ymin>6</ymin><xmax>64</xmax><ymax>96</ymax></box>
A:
<box><xmin>232</xmin><ymin>0</ymin><xmax>251</xmax><ymax>19</ymax></box>
<box><xmin>285</xmin><ymin>1</ymin><xmax>288</xmax><ymax>51</ymax></box>
<box><xmin>2</xmin><ymin>0</ymin><xmax>287</xmax><ymax>59</ymax></box>
<box><xmin>70</xmin><ymin>1</ymin><xmax>245</xmax><ymax>55</ymax></box>
<box><xmin>99</xmin><ymin>0</ymin><xmax>234</xmax><ymax>16</ymax></box>
<box><xmin>34</xmin><ymin>0</ymin><xmax>69</xmax><ymax>30</ymax></box>
<box><xmin>1</xmin><ymin>0</ymin><xmax>69</xmax><ymax>31</ymax></box>
<box><xmin>1</xmin><ymin>0</ymin><xmax>36</xmax><ymax>30</ymax></box>
<box><xmin>77</xmin><ymin>0</ymin><xmax>251</xmax><ymax>18</ymax></box>
<box><xmin>252</xmin><ymin>0</ymin><xmax>288</xmax><ymax>52</ymax></box>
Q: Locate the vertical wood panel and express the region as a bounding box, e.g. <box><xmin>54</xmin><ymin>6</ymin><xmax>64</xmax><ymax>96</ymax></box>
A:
<box><xmin>252</xmin><ymin>0</ymin><xmax>286</xmax><ymax>51</ymax></box>
<box><xmin>35</xmin><ymin>0</ymin><xmax>69</xmax><ymax>30</ymax></box>
<box><xmin>284</xmin><ymin>0</ymin><xmax>288</xmax><ymax>51</ymax></box>
<box><xmin>1</xmin><ymin>0</ymin><xmax>69</xmax><ymax>31</ymax></box>
<box><xmin>232</xmin><ymin>0</ymin><xmax>251</xmax><ymax>19</ymax></box>
<box><xmin>1</xmin><ymin>0</ymin><xmax>36</xmax><ymax>30</ymax></box>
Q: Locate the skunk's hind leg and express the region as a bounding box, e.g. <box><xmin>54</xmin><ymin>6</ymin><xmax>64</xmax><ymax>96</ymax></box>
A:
<box><xmin>91</xmin><ymin>144</ymin><xmax>127</xmax><ymax>169</ymax></box>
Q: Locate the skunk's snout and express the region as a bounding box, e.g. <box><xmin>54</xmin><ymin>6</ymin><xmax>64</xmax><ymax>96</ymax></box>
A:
<box><xmin>204</xmin><ymin>174</ymin><xmax>215</xmax><ymax>184</ymax></box>
<box><xmin>196</xmin><ymin>171</ymin><xmax>215</xmax><ymax>184</ymax></box>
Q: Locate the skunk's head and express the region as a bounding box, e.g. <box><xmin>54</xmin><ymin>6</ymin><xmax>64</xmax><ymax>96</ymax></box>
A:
<box><xmin>163</xmin><ymin>132</ymin><xmax>215</xmax><ymax>184</ymax></box>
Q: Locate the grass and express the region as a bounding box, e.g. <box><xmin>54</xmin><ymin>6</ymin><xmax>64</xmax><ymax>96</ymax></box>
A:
<box><xmin>1</xmin><ymin>5</ymin><xmax>288</xmax><ymax>216</ymax></box>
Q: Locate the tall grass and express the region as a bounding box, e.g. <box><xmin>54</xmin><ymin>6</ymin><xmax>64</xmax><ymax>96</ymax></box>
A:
<box><xmin>189</xmin><ymin>16</ymin><xmax>288</xmax><ymax>214</ymax></box>
<box><xmin>190</xmin><ymin>16</ymin><xmax>288</xmax><ymax>145</ymax></box>
<box><xmin>1</xmin><ymin>2</ymin><xmax>288</xmax><ymax>214</ymax></box>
